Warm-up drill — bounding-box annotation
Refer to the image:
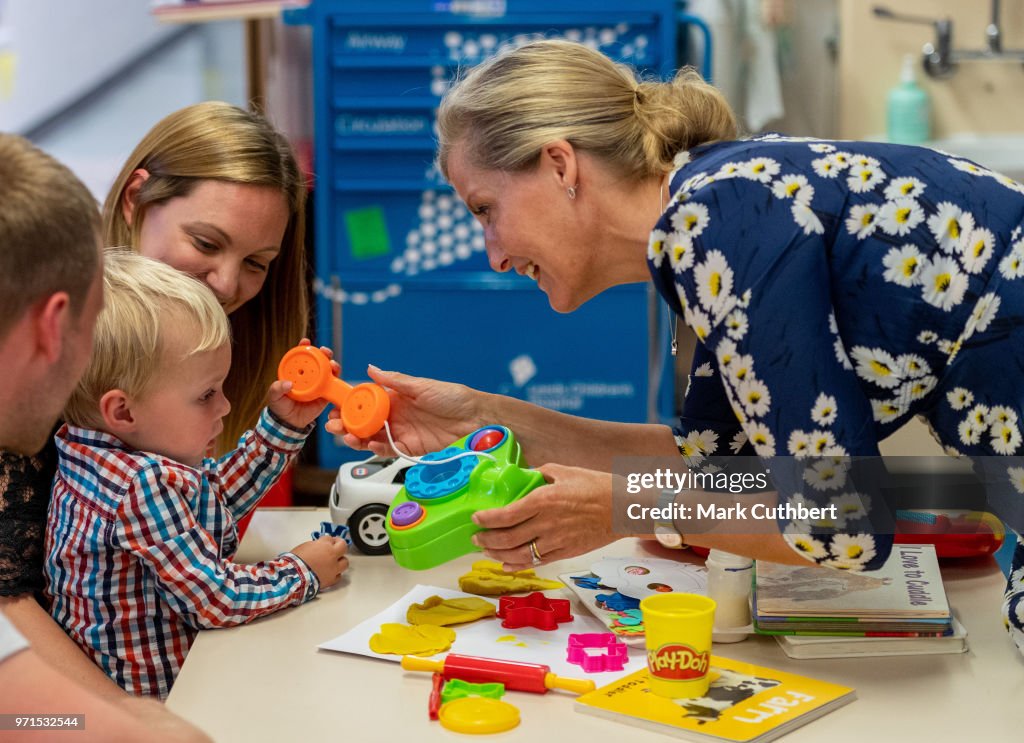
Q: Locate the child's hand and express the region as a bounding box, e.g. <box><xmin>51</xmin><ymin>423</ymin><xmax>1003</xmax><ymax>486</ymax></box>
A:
<box><xmin>269</xmin><ymin>338</ymin><xmax>340</xmax><ymax>429</ymax></box>
<box><xmin>292</xmin><ymin>536</ymin><xmax>349</xmax><ymax>589</ymax></box>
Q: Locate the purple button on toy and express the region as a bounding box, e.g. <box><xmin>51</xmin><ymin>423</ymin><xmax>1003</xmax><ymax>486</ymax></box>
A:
<box><xmin>392</xmin><ymin>501</ymin><xmax>424</xmax><ymax>527</ymax></box>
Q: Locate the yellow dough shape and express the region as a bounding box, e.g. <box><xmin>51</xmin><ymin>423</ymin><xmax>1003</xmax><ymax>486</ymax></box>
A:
<box><xmin>368</xmin><ymin>623</ymin><xmax>456</xmax><ymax>656</ymax></box>
<box><xmin>406</xmin><ymin>595</ymin><xmax>497</xmax><ymax>626</ymax></box>
<box><xmin>457</xmin><ymin>560</ymin><xmax>563</xmax><ymax>596</ymax></box>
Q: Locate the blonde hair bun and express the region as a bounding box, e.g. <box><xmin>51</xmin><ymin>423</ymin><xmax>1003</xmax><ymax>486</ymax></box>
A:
<box><xmin>437</xmin><ymin>39</ymin><xmax>737</xmax><ymax>180</ymax></box>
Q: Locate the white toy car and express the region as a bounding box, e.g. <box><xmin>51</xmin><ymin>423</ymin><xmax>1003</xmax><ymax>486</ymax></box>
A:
<box><xmin>329</xmin><ymin>455</ymin><xmax>412</xmax><ymax>555</ymax></box>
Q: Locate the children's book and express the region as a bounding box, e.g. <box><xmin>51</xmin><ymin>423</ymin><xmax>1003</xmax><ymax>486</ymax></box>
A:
<box><xmin>560</xmin><ymin>559</ymin><xmax>708</xmax><ymax>647</ymax></box>
<box><xmin>753</xmin><ymin>615</ymin><xmax>951</xmax><ymax>636</ymax></box>
<box><xmin>559</xmin><ymin>570</ymin><xmax>646</xmax><ymax>645</ymax></box>
<box><xmin>774</xmin><ymin>616</ymin><xmax>968</xmax><ymax>659</ymax></box>
<box><xmin>754</xmin><ymin>543</ymin><xmax>950</xmax><ymax>620</ymax></box>
<box><xmin>575</xmin><ymin>656</ymin><xmax>855</xmax><ymax>742</ymax></box>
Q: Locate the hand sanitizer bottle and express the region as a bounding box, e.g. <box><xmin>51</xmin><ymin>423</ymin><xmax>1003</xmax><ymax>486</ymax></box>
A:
<box><xmin>887</xmin><ymin>54</ymin><xmax>931</xmax><ymax>145</ymax></box>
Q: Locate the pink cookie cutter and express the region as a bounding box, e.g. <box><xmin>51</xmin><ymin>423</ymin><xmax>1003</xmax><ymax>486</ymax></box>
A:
<box><xmin>566</xmin><ymin>633</ymin><xmax>628</xmax><ymax>673</ymax></box>
<box><xmin>497</xmin><ymin>592</ymin><xmax>573</xmax><ymax>631</ymax></box>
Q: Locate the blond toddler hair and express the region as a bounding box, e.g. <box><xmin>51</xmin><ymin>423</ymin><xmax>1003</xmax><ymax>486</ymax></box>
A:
<box><xmin>64</xmin><ymin>248</ymin><xmax>231</xmax><ymax>428</ymax></box>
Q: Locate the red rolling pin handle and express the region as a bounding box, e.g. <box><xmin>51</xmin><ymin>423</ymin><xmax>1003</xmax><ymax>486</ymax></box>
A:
<box><xmin>440</xmin><ymin>654</ymin><xmax>549</xmax><ymax>693</ymax></box>
<box><xmin>401</xmin><ymin>654</ymin><xmax>595</xmax><ymax>695</ymax></box>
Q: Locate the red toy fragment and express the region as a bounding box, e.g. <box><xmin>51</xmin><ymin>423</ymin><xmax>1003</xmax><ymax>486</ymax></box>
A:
<box><xmin>428</xmin><ymin>672</ymin><xmax>444</xmax><ymax>720</ymax></box>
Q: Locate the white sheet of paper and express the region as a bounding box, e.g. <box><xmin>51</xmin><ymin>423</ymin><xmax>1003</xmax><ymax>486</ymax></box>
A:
<box><xmin>318</xmin><ymin>584</ymin><xmax>646</xmax><ymax>680</ymax></box>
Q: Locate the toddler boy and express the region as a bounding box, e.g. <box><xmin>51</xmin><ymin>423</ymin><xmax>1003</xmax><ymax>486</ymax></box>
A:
<box><xmin>45</xmin><ymin>249</ymin><xmax>348</xmax><ymax>698</ymax></box>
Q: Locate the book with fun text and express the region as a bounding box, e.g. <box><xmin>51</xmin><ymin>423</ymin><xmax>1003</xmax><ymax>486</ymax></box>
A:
<box><xmin>575</xmin><ymin>655</ymin><xmax>855</xmax><ymax>742</ymax></box>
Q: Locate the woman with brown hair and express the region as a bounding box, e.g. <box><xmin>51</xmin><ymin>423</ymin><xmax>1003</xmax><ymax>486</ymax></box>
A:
<box><xmin>104</xmin><ymin>100</ymin><xmax>309</xmax><ymax>450</ymax></box>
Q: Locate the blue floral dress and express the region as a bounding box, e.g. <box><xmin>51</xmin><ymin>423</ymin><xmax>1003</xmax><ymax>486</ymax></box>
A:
<box><xmin>648</xmin><ymin>135</ymin><xmax>1024</xmax><ymax>653</ymax></box>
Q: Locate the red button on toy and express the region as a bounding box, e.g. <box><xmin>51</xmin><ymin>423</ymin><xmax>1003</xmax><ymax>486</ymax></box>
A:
<box><xmin>470</xmin><ymin>428</ymin><xmax>505</xmax><ymax>451</ymax></box>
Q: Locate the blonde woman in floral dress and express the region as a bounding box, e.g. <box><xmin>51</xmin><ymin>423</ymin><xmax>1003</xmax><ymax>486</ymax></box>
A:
<box><xmin>334</xmin><ymin>40</ymin><xmax>1024</xmax><ymax>655</ymax></box>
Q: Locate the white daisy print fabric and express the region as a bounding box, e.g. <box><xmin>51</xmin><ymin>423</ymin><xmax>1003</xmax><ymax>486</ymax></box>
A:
<box><xmin>648</xmin><ymin>135</ymin><xmax>1024</xmax><ymax>652</ymax></box>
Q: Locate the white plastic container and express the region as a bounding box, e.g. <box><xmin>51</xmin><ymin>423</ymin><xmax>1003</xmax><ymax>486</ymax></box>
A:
<box><xmin>706</xmin><ymin>549</ymin><xmax>753</xmax><ymax>643</ymax></box>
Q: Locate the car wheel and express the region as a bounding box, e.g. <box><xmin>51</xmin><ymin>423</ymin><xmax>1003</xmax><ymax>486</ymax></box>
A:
<box><xmin>349</xmin><ymin>504</ymin><xmax>392</xmax><ymax>555</ymax></box>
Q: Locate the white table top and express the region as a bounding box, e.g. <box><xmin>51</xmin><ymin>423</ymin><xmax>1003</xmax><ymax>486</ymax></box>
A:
<box><xmin>166</xmin><ymin>508</ymin><xmax>1022</xmax><ymax>742</ymax></box>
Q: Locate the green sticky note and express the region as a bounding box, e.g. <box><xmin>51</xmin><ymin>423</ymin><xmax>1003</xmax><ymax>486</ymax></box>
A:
<box><xmin>344</xmin><ymin>206</ymin><xmax>391</xmax><ymax>260</ymax></box>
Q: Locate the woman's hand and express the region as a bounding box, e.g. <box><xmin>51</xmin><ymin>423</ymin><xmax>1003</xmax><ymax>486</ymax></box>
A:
<box><xmin>268</xmin><ymin>339</ymin><xmax>338</xmax><ymax>429</ymax></box>
<box><xmin>326</xmin><ymin>366</ymin><xmax>486</xmax><ymax>456</ymax></box>
<box><xmin>471</xmin><ymin>463</ymin><xmax>618</xmax><ymax>571</ymax></box>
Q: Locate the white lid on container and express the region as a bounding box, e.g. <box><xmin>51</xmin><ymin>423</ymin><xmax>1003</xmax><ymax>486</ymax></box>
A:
<box><xmin>706</xmin><ymin>549</ymin><xmax>753</xmax><ymax>568</ymax></box>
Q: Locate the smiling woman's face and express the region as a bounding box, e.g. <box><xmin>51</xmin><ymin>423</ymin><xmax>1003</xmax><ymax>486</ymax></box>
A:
<box><xmin>131</xmin><ymin>179</ymin><xmax>289</xmax><ymax>315</ymax></box>
<box><xmin>446</xmin><ymin>141</ymin><xmax>604</xmax><ymax>313</ymax></box>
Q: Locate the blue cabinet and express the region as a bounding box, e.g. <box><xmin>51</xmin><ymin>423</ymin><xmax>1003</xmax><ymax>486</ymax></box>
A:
<box><xmin>288</xmin><ymin>1</ymin><xmax>680</xmax><ymax>468</ymax></box>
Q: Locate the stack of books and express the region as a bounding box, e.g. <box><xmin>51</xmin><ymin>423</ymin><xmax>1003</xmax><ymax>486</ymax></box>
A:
<box><xmin>774</xmin><ymin>617</ymin><xmax>967</xmax><ymax>659</ymax></box>
<box><xmin>753</xmin><ymin>543</ymin><xmax>953</xmax><ymax>638</ymax></box>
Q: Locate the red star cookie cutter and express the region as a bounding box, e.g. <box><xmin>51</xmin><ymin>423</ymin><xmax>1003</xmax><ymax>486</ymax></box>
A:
<box><xmin>497</xmin><ymin>592</ymin><xmax>573</xmax><ymax>631</ymax></box>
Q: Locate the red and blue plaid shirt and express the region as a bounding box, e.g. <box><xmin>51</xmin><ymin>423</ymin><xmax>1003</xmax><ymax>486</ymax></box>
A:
<box><xmin>44</xmin><ymin>409</ymin><xmax>319</xmax><ymax>699</ymax></box>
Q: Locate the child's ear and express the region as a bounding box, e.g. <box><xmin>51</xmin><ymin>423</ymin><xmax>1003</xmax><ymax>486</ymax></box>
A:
<box><xmin>99</xmin><ymin>390</ymin><xmax>136</xmax><ymax>434</ymax></box>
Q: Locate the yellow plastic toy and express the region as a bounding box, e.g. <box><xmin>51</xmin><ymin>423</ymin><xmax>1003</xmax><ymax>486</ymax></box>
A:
<box><xmin>438</xmin><ymin>697</ymin><xmax>520</xmax><ymax>735</ymax></box>
<box><xmin>277</xmin><ymin>345</ymin><xmax>389</xmax><ymax>438</ymax></box>
<box><xmin>641</xmin><ymin>593</ymin><xmax>716</xmax><ymax>699</ymax></box>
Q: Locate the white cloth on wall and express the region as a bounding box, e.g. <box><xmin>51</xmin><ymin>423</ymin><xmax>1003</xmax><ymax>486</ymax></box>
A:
<box><xmin>742</xmin><ymin>0</ymin><xmax>784</xmax><ymax>130</ymax></box>
<box><xmin>686</xmin><ymin>0</ymin><xmax>785</xmax><ymax>132</ymax></box>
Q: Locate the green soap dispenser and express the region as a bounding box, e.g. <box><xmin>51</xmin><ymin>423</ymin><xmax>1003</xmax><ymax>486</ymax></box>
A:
<box><xmin>887</xmin><ymin>54</ymin><xmax>931</xmax><ymax>145</ymax></box>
